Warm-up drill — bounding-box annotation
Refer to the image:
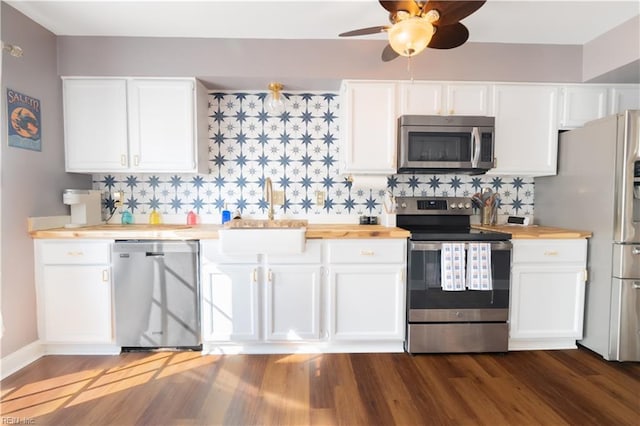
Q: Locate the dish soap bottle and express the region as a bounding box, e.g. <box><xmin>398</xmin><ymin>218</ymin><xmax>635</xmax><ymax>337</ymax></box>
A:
<box><xmin>186</xmin><ymin>210</ymin><xmax>198</xmax><ymax>225</ymax></box>
<box><xmin>149</xmin><ymin>209</ymin><xmax>162</xmax><ymax>225</ymax></box>
<box><xmin>221</xmin><ymin>204</ymin><xmax>231</xmax><ymax>224</ymax></box>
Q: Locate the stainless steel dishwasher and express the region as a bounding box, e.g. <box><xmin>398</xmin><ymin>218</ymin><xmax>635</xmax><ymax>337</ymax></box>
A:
<box><xmin>112</xmin><ymin>240</ymin><xmax>201</xmax><ymax>350</ymax></box>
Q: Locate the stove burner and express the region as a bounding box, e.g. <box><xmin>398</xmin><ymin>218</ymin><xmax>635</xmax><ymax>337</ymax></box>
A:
<box><xmin>395</xmin><ymin>196</ymin><xmax>511</xmax><ymax>242</ymax></box>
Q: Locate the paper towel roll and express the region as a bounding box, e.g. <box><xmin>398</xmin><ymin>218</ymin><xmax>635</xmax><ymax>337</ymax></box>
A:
<box><xmin>346</xmin><ymin>175</ymin><xmax>389</xmax><ymax>189</ymax></box>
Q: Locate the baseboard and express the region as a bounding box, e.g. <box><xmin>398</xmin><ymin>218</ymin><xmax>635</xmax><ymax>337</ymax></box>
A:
<box><xmin>0</xmin><ymin>340</ymin><xmax>45</xmax><ymax>380</ymax></box>
<box><xmin>201</xmin><ymin>340</ymin><xmax>405</xmax><ymax>355</ymax></box>
<box><xmin>508</xmin><ymin>338</ymin><xmax>578</xmax><ymax>351</ymax></box>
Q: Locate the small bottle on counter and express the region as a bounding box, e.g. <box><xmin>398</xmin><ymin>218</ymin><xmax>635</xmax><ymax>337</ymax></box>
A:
<box><xmin>187</xmin><ymin>210</ymin><xmax>198</xmax><ymax>225</ymax></box>
<box><xmin>121</xmin><ymin>210</ymin><xmax>134</xmax><ymax>225</ymax></box>
<box><xmin>221</xmin><ymin>204</ymin><xmax>231</xmax><ymax>224</ymax></box>
<box><xmin>149</xmin><ymin>209</ymin><xmax>162</xmax><ymax>225</ymax></box>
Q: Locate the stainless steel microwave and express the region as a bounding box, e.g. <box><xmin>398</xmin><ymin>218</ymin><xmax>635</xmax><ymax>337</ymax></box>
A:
<box><xmin>397</xmin><ymin>115</ymin><xmax>496</xmax><ymax>174</ymax></box>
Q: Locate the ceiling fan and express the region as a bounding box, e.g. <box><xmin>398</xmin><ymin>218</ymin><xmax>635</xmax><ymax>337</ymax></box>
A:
<box><xmin>339</xmin><ymin>0</ymin><xmax>486</xmax><ymax>61</ymax></box>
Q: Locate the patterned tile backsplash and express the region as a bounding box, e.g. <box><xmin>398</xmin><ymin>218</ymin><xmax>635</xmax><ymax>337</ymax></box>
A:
<box><xmin>94</xmin><ymin>91</ymin><xmax>534</xmax><ymax>223</ymax></box>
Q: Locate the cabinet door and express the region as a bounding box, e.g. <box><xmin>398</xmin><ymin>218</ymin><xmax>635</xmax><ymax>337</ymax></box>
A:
<box><xmin>127</xmin><ymin>79</ymin><xmax>196</xmax><ymax>172</ymax></box>
<box><xmin>490</xmin><ymin>84</ymin><xmax>560</xmax><ymax>176</ymax></box>
<box><xmin>265</xmin><ymin>265</ymin><xmax>321</xmax><ymax>341</ymax></box>
<box><xmin>340</xmin><ymin>81</ymin><xmax>397</xmax><ymax>174</ymax></box>
<box><xmin>609</xmin><ymin>86</ymin><xmax>640</xmax><ymax>114</ymax></box>
<box><xmin>559</xmin><ymin>86</ymin><xmax>608</xmax><ymax>129</ymax></box>
<box><xmin>446</xmin><ymin>84</ymin><xmax>490</xmax><ymax>115</ymax></box>
<box><xmin>42</xmin><ymin>265</ymin><xmax>112</xmax><ymax>342</ymax></box>
<box><xmin>63</xmin><ymin>78</ymin><xmax>129</xmax><ymax>172</ymax></box>
<box><xmin>328</xmin><ymin>265</ymin><xmax>405</xmax><ymax>340</ymax></box>
<box><xmin>510</xmin><ymin>265</ymin><xmax>586</xmax><ymax>339</ymax></box>
<box><xmin>397</xmin><ymin>82</ymin><xmax>442</xmax><ymax>115</ymax></box>
<box><xmin>201</xmin><ymin>263</ymin><xmax>260</xmax><ymax>342</ymax></box>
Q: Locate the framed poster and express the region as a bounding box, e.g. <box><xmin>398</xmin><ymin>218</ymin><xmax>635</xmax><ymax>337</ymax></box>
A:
<box><xmin>7</xmin><ymin>88</ymin><xmax>41</xmax><ymax>151</ymax></box>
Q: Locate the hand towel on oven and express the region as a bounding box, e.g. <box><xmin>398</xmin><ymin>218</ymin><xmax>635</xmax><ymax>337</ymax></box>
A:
<box><xmin>467</xmin><ymin>243</ymin><xmax>492</xmax><ymax>290</ymax></box>
<box><xmin>441</xmin><ymin>243</ymin><xmax>466</xmax><ymax>291</ymax></box>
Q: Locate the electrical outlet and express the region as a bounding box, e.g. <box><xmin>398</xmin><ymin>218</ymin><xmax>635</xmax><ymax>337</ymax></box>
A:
<box><xmin>315</xmin><ymin>191</ymin><xmax>325</xmax><ymax>206</ymax></box>
<box><xmin>113</xmin><ymin>190</ymin><xmax>124</xmax><ymax>207</ymax></box>
<box><xmin>272</xmin><ymin>190</ymin><xmax>285</xmax><ymax>205</ymax></box>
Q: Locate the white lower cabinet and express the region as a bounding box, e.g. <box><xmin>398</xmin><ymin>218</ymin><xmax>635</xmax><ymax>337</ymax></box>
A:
<box><xmin>326</xmin><ymin>240</ymin><xmax>406</xmax><ymax>341</ymax></box>
<box><xmin>328</xmin><ymin>265</ymin><xmax>405</xmax><ymax>340</ymax></box>
<box><xmin>200</xmin><ymin>240</ymin><xmax>323</xmax><ymax>347</ymax></box>
<box><xmin>200</xmin><ymin>238</ymin><xmax>407</xmax><ymax>353</ymax></box>
<box><xmin>508</xmin><ymin>239</ymin><xmax>588</xmax><ymax>350</ymax></box>
<box><xmin>265</xmin><ymin>264</ymin><xmax>321</xmax><ymax>341</ymax></box>
<box><xmin>35</xmin><ymin>240</ymin><xmax>115</xmax><ymax>351</ymax></box>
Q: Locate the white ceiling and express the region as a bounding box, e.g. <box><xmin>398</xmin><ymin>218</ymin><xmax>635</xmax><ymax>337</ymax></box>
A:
<box><xmin>5</xmin><ymin>0</ymin><xmax>640</xmax><ymax>45</ymax></box>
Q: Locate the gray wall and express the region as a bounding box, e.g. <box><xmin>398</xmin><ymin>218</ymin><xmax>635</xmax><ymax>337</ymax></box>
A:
<box><xmin>1</xmin><ymin>4</ymin><xmax>90</xmax><ymax>358</ymax></box>
<box><xmin>57</xmin><ymin>37</ymin><xmax>585</xmax><ymax>89</ymax></box>
<box><xmin>583</xmin><ymin>15</ymin><xmax>640</xmax><ymax>83</ymax></box>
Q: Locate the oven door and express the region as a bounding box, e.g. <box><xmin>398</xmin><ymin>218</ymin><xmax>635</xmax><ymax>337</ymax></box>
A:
<box><xmin>398</xmin><ymin>125</ymin><xmax>494</xmax><ymax>172</ymax></box>
<box><xmin>407</xmin><ymin>240</ymin><xmax>512</xmax><ymax>323</ymax></box>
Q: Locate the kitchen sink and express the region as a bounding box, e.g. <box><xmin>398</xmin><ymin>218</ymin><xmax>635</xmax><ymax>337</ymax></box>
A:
<box><xmin>218</xmin><ymin>219</ymin><xmax>307</xmax><ymax>255</ymax></box>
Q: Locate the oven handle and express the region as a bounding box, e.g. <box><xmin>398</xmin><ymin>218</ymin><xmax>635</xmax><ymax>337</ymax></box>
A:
<box><xmin>409</xmin><ymin>241</ymin><xmax>512</xmax><ymax>251</ymax></box>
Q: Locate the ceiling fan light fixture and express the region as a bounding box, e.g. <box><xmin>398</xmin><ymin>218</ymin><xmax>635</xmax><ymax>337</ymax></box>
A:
<box><xmin>266</xmin><ymin>82</ymin><xmax>284</xmax><ymax>114</ymax></box>
<box><xmin>388</xmin><ymin>17</ymin><xmax>433</xmax><ymax>57</ymax></box>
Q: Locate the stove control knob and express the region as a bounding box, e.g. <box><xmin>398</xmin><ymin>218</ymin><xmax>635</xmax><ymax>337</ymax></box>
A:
<box><xmin>457</xmin><ymin>203</ymin><xmax>464</xmax><ymax>209</ymax></box>
<box><xmin>464</xmin><ymin>203</ymin><xmax>471</xmax><ymax>209</ymax></box>
<box><xmin>400</xmin><ymin>202</ymin><xmax>407</xmax><ymax>209</ymax></box>
<box><xmin>450</xmin><ymin>204</ymin><xmax>457</xmax><ymax>209</ymax></box>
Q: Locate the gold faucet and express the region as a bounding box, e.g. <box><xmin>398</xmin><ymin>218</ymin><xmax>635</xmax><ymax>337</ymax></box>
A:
<box><xmin>265</xmin><ymin>177</ymin><xmax>274</xmax><ymax>220</ymax></box>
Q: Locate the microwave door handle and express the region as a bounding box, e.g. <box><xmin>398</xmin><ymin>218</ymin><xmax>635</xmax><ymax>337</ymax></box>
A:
<box><xmin>471</xmin><ymin>127</ymin><xmax>481</xmax><ymax>168</ymax></box>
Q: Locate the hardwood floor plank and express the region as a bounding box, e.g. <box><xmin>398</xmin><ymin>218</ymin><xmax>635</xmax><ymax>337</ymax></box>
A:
<box><xmin>1</xmin><ymin>349</ymin><xmax>638</xmax><ymax>426</ymax></box>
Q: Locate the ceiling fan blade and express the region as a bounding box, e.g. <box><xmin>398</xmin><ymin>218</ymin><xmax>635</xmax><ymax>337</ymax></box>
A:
<box><xmin>381</xmin><ymin>44</ymin><xmax>400</xmax><ymax>62</ymax></box>
<box><xmin>379</xmin><ymin>0</ymin><xmax>421</xmax><ymax>16</ymax></box>
<box><xmin>428</xmin><ymin>23</ymin><xmax>469</xmax><ymax>49</ymax></box>
<box><xmin>423</xmin><ymin>0</ymin><xmax>486</xmax><ymax>26</ymax></box>
<box><xmin>339</xmin><ymin>26</ymin><xmax>388</xmax><ymax>37</ymax></box>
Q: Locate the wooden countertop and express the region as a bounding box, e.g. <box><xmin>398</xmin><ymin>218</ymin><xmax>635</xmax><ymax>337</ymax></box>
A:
<box><xmin>471</xmin><ymin>224</ymin><xmax>592</xmax><ymax>239</ymax></box>
<box><xmin>29</xmin><ymin>223</ymin><xmax>411</xmax><ymax>240</ymax></box>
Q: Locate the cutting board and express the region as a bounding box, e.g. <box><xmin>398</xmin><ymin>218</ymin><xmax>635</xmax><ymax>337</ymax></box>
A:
<box><xmin>472</xmin><ymin>224</ymin><xmax>592</xmax><ymax>239</ymax></box>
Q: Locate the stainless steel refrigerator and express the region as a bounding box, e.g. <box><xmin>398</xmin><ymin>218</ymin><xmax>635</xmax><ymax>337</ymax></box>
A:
<box><xmin>536</xmin><ymin>110</ymin><xmax>639</xmax><ymax>362</ymax></box>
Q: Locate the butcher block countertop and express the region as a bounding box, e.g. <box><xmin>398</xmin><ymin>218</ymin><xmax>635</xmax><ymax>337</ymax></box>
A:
<box><xmin>471</xmin><ymin>224</ymin><xmax>592</xmax><ymax>239</ymax></box>
<box><xmin>29</xmin><ymin>223</ymin><xmax>411</xmax><ymax>240</ymax></box>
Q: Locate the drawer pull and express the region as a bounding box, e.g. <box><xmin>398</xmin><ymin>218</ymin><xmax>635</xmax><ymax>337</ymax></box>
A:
<box><xmin>102</xmin><ymin>269</ymin><xmax>109</xmax><ymax>282</ymax></box>
<box><xmin>268</xmin><ymin>269</ymin><xmax>273</xmax><ymax>283</ymax></box>
<box><xmin>120</xmin><ymin>154</ymin><xmax>127</xmax><ymax>166</ymax></box>
<box><xmin>134</xmin><ymin>155</ymin><xmax>140</xmax><ymax>166</ymax></box>
<box><xmin>66</xmin><ymin>251</ymin><xmax>84</xmax><ymax>257</ymax></box>
<box><xmin>360</xmin><ymin>250</ymin><xmax>375</xmax><ymax>256</ymax></box>
<box><xmin>543</xmin><ymin>250</ymin><xmax>559</xmax><ymax>256</ymax></box>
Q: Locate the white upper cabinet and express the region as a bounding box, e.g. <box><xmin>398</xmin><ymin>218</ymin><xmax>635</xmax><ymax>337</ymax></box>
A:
<box><xmin>63</xmin><ymin>77</ymin><xmax>208</xmax><ymax>174</ymax></box>
<box><xmin>63</xmin><ymin>79</ymin><xmax>130</xmax><ymax>172</ymax></box>
<box><xmin>490</xmin><ymin>84</ymin><xmax>560</xmax><ymax>177</ymax></box>
<box><xmin>609</xmin><ymin>85</ymin><xmax>640</xmax><ymax>114</ymax></box>
<box><xmin>559</xmin><ymin>85</ymin><xmax>609</xmax><ymax>129</ymax></box>
<box><xmin>397</xmin><ymin>82</ymin><xmax>490</xmax><ymax>116</ymax></box>
<box><xmin>397</xmin><ymin>82</ymin><xmax>442</xmax><ymax>115</ymax></box>
<box><xmin>340</xmin><ymin>80</ymin><xmax>397</xmax><ymax>175</ymax></box>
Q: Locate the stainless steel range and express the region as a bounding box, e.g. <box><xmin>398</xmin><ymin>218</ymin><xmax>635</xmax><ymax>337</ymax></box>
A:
<box><xmin>396</xmin><ymin>196</ymin><xmax>512</xmax><ymax>354</ymax></box>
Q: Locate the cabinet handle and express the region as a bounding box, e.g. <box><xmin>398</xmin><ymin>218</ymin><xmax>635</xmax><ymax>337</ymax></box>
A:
<box><xmin>633</xmin><ymin>282</ymin><xmax>640</xmax><ymax>289</ymax></box>
<box><xmin>632</xmin><ymin>248</ymin><xmax>640</xmax><ymax>255</ymax></box>
<box><xmin>120</xmin><ymin>155</ymin><xmax>127</xmax><ymax>166</ymax></box>
<box><xmin>133</xmin><ymin>155</ymin><xmax>140</xmax><ymax>166</ymax></box>
<box><xmin>543</xmin><ymin>250</ymin><xmax>559</xmax><ymax>256</ymax></box>
<box><xmin>66</xmin><ymin>251</ymin><xmax>83</xmax><ymax>257</ymax></box>
<box><xmin>268</xmin><ymin>269</ymin><xmax>273</xmax><ymax>283</ymax></box>
<box><xmin>360</xmin><ymin>250</ymin><xmax>375</xmax><ymax>256</ymax></box>
<box><xmin>251</xmin><ymin>268</ymin><xmax>258</xmax><ymax>283</ymax></box>
<box><xmin>449</xmin><ymin>109</ymin><xmax>455</xmax><ymax>115</ymax></box>
<box><xmin>584</xmin><ymin>269</ymin><xmax>588</xmax><ymax>282</ymax></box>
<box><xmin>102</xmin><ymin>269</ymin><xmax>109</xmax><ymax>282</ymax></box>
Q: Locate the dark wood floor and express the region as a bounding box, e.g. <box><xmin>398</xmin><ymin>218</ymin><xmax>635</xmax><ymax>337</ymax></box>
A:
<box><xmin>1</xmin><ymin>348</ymin><xmax>638</xmax><ymax>425</ymax></box>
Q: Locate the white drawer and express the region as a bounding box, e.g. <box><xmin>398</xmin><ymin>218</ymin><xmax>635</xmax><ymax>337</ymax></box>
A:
<box><xmin>327</xmin><ymin>239</ymin><xmax>406</xmax><ymax>264</ymax></box>
<box><xmin>513</xmin><ymin>239</ymin><xmax>587</xmax><ymax>264</ymax></box>
<box><xmin>200</xmin><ymin>240</ymin><xmax>258</xmax><ymax>264</ymax></box>
<box><xmin>39</xmin><ymin>240</ymin><xmax>111</xmax><ymax>265</ymax></box>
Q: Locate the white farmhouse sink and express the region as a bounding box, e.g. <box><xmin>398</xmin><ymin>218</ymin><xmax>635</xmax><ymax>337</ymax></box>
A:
<box><xmin>218</xmin><ymin>220</ymin><xmax>307</xmax><ymax>255</ymax></box>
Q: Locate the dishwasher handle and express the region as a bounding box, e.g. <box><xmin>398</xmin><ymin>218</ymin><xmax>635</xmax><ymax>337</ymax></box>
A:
<box><xmin>145</xmin><ymin>252</ymin><xmax>165</xmax><ymax>257</ymax></box>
